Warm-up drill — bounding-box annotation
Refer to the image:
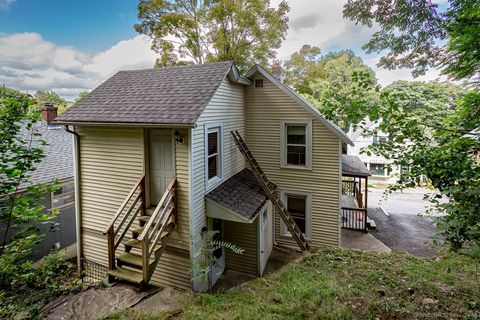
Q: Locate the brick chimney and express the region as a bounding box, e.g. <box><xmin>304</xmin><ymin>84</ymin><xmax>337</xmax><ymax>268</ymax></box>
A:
<box><xmin>271</xmin><ymin>60</ymin><xmax>283</xmax><ymax>82</ymax></box>
<box><xmin>40</xmin><ymin>102</ymin><xmax>58</xmax><ymax>125</ymax></box>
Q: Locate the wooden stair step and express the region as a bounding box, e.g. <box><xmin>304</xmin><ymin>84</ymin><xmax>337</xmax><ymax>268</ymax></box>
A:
<box><xmin>132</xmin><ymin>226</ymin><xmax>144</xmax><ymax>238</ymax></box>
<box><xmin>137</xmin><ymin>216</ymin><xmax>153</xmax><ymax>224</ymax></box>
<box><xmin>124</xmin><ymin>235</ymin><xmax>169</xmax><ymax>251</ymax></box>
<box><xmin>107</xmin><ymin>267</ymin><xmax>143</xmax><ymax>284</ymax></box>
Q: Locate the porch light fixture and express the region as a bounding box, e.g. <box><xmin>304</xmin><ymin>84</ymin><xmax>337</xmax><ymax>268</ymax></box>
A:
<box><xmin>174</xmin><ymin>130</ymin><xmax>184</xmax><ymax>144</ymax></box>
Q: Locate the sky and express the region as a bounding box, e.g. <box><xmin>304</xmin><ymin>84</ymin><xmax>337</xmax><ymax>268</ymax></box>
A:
<box><xmin>0</xmin><ymin>0</ymin><xmax>445</xmax><ymax>101</ymax></box>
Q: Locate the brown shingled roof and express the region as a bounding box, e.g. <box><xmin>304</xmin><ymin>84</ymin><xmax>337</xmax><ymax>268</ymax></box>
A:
<box><xmin>55</xmin><ymin>61</ymin><xmax>233</xmax><ymax>125</ymax></box>
<box><xmin>342</xmin><ymin>154</ymin><xmax>371</xmax><ymax>177</ymax></box>
<box><xmin>206</xmin><ymin>169</ymin><xmax>268</xmax><ymax>221</ymax></box>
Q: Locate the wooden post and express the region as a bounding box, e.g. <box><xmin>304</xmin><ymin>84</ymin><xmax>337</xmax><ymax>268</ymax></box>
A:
<box><xmin>365</xmin><ymin>177</ymin><xmax>368</xmax><ymax>209</ymax></box>
<box><xmin>107</xmin><ymin>227</ymin><xmax>115</xmax><ymax>270</ymax></box>
<box><xmin>140</xmin><ymin>177</ymin><xmax>146</xmax><ymax>216</ymax></box>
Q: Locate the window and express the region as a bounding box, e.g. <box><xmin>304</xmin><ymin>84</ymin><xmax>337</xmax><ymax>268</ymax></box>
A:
<box><xmin>280</xmin><ymin>120</ymin><xmax>312</xmax><ymax>169</ymax></box>
<box><xmin>205</xmin><ymin>123</ymin><xmax>223</xmax><ymax>190</ymax></box>
<box><xmin>372</xmin><ymin>135</ymin><xmax>378</xmax><ymax>143</ymax></box>
<box><xmin>261</xmin><ymin>207</ymin><xmax>268</xmax><ymax>230</ymax></box>
<box><xmin>51</xmin><ymin>183</ymin><xmax>75</xmax><ymax>209</ymax></box>
<box><xmin>280</xmin><ymin>190</ymin><xmax>311</xmax><ymax>239</ymax></box>
<box><xmin>254</xmin><ymin>79</ymin><xmax>264</xmax><ymax>88</ymax></box>
<box><xmin>370</xmin><ymin>163</ymin><xmax>385</xmax><ymax>176</ymax></box>
<box><xmin>379</xmin><ymin>136</ymin><xmax>387</xmax><ymax>144</ymax></box>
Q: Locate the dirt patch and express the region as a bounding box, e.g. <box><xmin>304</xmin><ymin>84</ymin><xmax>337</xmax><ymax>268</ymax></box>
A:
<box><xmin>45</xmin><ymin>283</ymin><xmax>158</xmax><ymax>320</ymax></box>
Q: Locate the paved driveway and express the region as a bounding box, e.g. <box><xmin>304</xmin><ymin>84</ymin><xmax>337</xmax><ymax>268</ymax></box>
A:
<box><xmin>367</xmin><ymin>188</ymin><xmax>440</xmax><ymax>258</ymax></box>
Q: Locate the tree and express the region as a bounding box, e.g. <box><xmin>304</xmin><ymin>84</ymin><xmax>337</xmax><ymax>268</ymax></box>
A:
<box><xmin>0</xmin><ymin>90</ymin><xmax>58</xmax><ymax>274</ymax></box>
<box><xmin>343</xmin><ymin>0</ymin><xmax>480</xmax><ymax>82</ymax></box>
<box><xmin>283</xmin><ymin>47</ymin><xmax>379</xmax><ymax>131</ymax></box>
<box><xmin>74</xmin><ymin>91</ymin><xmax>89</xmax><ymax>103</ymax></box>
<box><xmin>135</xmin><ymin>0</ymin><xmax>290</xmax><ymax>72</ymax></box>
<box><xmin>383</xmin><ymin>81</ymin><xmax>466</xmax><ymax>128</ymax></box>
<box><xmin>340</xmin><ymin>1</ymin><xmax>480</xmax><ymax>258</ymax></box>
<box><xmin>34</xmin><ymin>90</ymin><xmax>68</xmax><ymax>115</ymax></box>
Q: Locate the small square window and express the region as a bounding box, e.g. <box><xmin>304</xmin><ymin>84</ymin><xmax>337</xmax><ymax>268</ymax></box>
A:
<box><xmin>255</xmin><ymin>79</ymin><xmax>264</xmax><ymax>88</ymax></box>
<box><xmin>52</xmin><ymin>183</ymin><xmax>75</xmax><ymax>208</ymax></box>
<box><xmin>370</xmin><ymin>163</ymin><xmax>385</xmax><ymax>176</ymax></box>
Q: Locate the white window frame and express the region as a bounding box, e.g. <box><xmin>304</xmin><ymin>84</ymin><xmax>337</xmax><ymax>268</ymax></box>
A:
<box><xmin>205</xmin><ymin>122</ymin><xmax>224</xmax><ymax>191</ymax></box>
<box><xmin>51</xmin><ymin>181</ymin><xmax>75</xmax><ymax>209</ymax></box>
<box><xmin>279</xmin><ymin>189</ymin><xmax>312</xmax><ymax>240</ymax></box>
<box><xmin>280</xmin><ymin>120</ymin><xmax>312</xmax><ymax>170</ymax></box>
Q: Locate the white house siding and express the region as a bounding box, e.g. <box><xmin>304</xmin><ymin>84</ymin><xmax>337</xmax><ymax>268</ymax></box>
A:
<box><xmin>77</xmin><ymin>126</ymin><xmax>191</xmax><ymax>290</ymax></box>
<box><xmin>190</xmin><ymin>78</ymin><xmax>246</xmax><ymax>236</ymax></box>
<box><xmin>245</xmin><ymin>73</ymin><xmax>341</xmax><ymax>249</ymax></box>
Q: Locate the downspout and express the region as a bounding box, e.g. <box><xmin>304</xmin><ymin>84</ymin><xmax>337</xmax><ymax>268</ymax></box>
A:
<box><xmin>63</xmin><ymin>125</ymin><xmax>82</xmax><ymax>273</ymax></box>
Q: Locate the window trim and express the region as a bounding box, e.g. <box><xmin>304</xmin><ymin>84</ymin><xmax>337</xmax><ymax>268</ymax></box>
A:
<box><xmin>280</xmin><ymin>120</ymin><xmax>312</xmax><ymax>169</ymax></box>
<box><xmin>279</xmin><ymin>189</ymin><xmax>312</xmax><ymax>240</ymax></box>
<box><xmin>204</xmin><ymin>122</ymin><xmax>224</xmax><ymax>191</ymax></box>
<box><xmin>370</xmin><ymin>162</ymin><xmax>387</xmax><ymax>176</ymax></box>
<box><xmin>51</xmin><ymin>181</ymin><xmax>75</xmax><ymax>210</ymax></box>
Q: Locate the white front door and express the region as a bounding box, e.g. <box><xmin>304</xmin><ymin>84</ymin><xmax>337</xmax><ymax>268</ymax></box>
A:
<box><xmin>259</xmin><ymin>203</ymin><xmax>273</xmax><ymax>275</ymax></box>
<box><xmin>149</xmin><ymin>130</ymin><xmax>174</xmax><ymax>205</ymax></box>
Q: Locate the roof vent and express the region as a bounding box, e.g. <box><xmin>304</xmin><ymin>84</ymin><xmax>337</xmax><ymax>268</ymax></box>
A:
<box><xmin>254</xmin><ymin>79</ymin><xmax>264</xmax><ymax>88</ymax></box>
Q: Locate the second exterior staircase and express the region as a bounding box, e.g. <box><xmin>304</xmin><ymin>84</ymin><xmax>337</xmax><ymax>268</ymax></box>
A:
<box><xmin>231</xmin><ymin>130</ymin><xmax>310</xmax><ymax>251</ymax></box>
<box><xmin>103</xmin><ymin>176</ymin><xmax>177</xmax><ymax>286</ymax></box>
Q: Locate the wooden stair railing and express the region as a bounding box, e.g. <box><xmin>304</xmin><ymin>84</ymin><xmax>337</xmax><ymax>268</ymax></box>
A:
<box><xmin>231</xmin><ymin>130</ymin><xmax>310</xmax><ymax>251</ymax></box>
<box><xmin>137</xmin><ymin>177</ymin><xmax>177</xmax><ymax>283</ymax></box>
<box><xmin>103</xmin><ymin>175</ymin><xmax>146</xmax><ymax>270</ymax></box>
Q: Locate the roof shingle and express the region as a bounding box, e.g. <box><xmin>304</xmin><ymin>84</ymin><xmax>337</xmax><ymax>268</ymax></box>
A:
<box><xmin>206</xmin><ymin>169</ymin><xmax>267</xmax><ymax>221</ymax></box>
<box><xmin>55</xmin><ymin>61</ymin><xmax>233</xmax><ymax>125</ymax></box>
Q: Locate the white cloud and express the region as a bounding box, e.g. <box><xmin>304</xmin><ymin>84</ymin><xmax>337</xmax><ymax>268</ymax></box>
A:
<box><xmin>1</xmin><ymin>1</ymin><xmax>446</xmax><ymax>98</ymax></box>
<box><xmin>0</xmin><ymin>0</ymin><xmax>15</xmax><ymax>11</ymax></box>
<box><xmin>272</xmin><ymin>0</ymin><xmax>442</xmax><ymax>86</ymax></box>
<box><xmin>0</xmin><ymin>32</ymin><xmax>157</xmax><ymax>100</ymax></box>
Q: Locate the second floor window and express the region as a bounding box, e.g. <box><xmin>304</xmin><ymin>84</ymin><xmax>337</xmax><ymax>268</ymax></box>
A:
<box><xmin>207</xmin><ymin>129</ymin><xmax>220</xmax><ymax>180</ymax></box>
<box><xmin>280</xmin><ymin>120</ymin><xmax>312</xmax><ymax>169</ymax></box>
<box><xmin>205</xmin><ymin>122</ymin><xmax>224</xmax><ymax>190</ymax></box>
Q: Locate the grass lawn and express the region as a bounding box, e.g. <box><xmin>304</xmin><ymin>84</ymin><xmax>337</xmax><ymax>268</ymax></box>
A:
<box><xmin>106</xmin><ymin>248</ymin><xmax>480</xmax><ymax>319</ymax></box>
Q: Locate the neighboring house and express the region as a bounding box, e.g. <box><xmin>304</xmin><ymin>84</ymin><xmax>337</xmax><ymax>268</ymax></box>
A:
<box><xmin>3</xmin><ymin>105</ymin><xmax>76</xmax><ymax>261</ymax></box>
<box><xmin>54</xmin><ymin>61</ymin><xmax>353</xmax><ymax>291</ymax></box>
<box><xmin>347</xmin><ymin>119</ymin><xmax>407</xmax><ymax>184</ymax></box>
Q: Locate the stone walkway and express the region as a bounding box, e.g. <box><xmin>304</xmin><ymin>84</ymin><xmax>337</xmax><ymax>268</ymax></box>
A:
<box><xmin>45</xmin><ymin>283</ymin><xmax>159</xmax><ymax>320</ymax></box>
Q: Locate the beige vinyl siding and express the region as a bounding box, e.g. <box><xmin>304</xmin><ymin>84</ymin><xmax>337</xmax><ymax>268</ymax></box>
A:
<box><xmin>78</xmin><ymin>127</ymin><xmax>191</xmax><ymax>290</ymax></box>
<box><xmin>224</xmin><ymin>220</ymin><xmax>258</xmax><ymax>275</ymax></box>
<box><xmin>191</xmin><ymin>78</ymin><xmax>246</xmax><ymax>236</ymax></box>
<box><xmin>245</xmin><ymin>73</ymin><xmax>341</xmax><ymax>249</ymax></box>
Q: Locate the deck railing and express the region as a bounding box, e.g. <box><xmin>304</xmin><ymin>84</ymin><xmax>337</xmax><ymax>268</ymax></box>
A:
<box><xmin>103</xmin><ymin>175</ymin><xmax>146</xmax><ymax>270</ymax></box>
<box><xmin>341</xmin><ymin>207</ymin><xmax>367</xmax><ymax>231</ymax></box>
<box><xmin>342</xmin><ymin>180</ymin><xmax>364</xmax><ymax>208</ymax></box>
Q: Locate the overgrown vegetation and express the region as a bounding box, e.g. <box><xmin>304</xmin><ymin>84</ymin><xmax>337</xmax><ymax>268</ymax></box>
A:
<box><xmin>105</xmin><ymin>249</ymin><xmax>480</xmax><ymax>319</ymax></box>
<box><xmin>0</xmin><ymin>87</ymin><xmax>78</xmax><ymax>318</ymax></box>
<box><xmin>0</xmin><ymin>250</ymin><xmax>78</xmax><ymax>319</ymax></box>
<box><xmin>190</xmin><ymin>230</ymin><xmax>244</xmax><ymax>292</ymax></box>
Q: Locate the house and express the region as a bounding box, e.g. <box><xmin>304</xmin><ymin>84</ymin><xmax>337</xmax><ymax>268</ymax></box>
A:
<box><xmin>3</xmin><ymin>105</ymin><xmax>76</xmax><ymax>261</ymax></box>
<box><xmin>54</xmin><ymin>61</ymin><xmax>353</xmax><ymax>291</ymax></box>
<box><xmin>347</xmin><ymin>119</ymin><xmax>408</xmax><ymax>184</ymax></box>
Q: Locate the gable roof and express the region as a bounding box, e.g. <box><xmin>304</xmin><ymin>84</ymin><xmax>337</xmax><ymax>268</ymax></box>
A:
<box><xmin>245</xmin><ymin>65</ymin><xmax>353</xmax><ymax>145</ymax></box>
<box><xmin>19</xmin><ymin>123</ymin><xmax>73</xmax><ymax>190</ymax></box>
<box><xmin>55</xmin><ymin>61</ymin><xmax>236</xmax><ymax>126</ymax></box>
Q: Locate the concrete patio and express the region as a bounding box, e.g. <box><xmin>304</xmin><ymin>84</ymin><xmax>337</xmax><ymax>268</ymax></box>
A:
<box><xmin>340</xmin><ymin>229</ymin><xmax>391</xmax><ymax>253</ymax></box>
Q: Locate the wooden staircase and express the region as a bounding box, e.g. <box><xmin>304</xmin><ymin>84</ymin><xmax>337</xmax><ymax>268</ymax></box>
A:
<box><xmin>103</xmin><ymin>176</ymin><xmax>177</xmax><ymax>286</ymax></box>
<box><xmin>231</xmin><ymin>130</ymin><xmax>310</xmax><ymax>251</ymax></box>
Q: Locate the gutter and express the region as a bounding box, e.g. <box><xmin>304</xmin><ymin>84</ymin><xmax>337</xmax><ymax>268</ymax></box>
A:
<box><xmin>54</xmin><ymin>121</ymin><xmax>196</xmax><ymax>128</ymax></box>
<box><xmin>63</xmin><ymin>125</ymin><xmax>82</xmax><ymax>273</ymax></box>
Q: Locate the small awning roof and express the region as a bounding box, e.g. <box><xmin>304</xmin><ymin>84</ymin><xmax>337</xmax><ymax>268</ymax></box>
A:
<box><xmin>342</xmin><ymin>154</ymin><xmax>371</xmax><ymax>177</ymax></box>
<box><xmin>205</xmin><ymin>169</ymin><xmax>268</xmax><ymax>223</ymax></box>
